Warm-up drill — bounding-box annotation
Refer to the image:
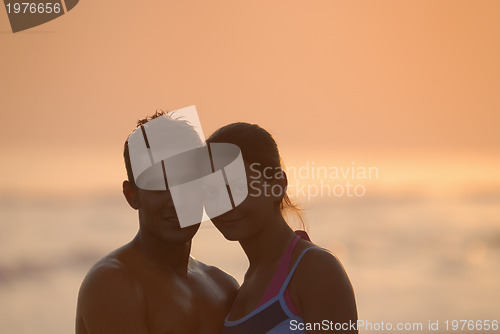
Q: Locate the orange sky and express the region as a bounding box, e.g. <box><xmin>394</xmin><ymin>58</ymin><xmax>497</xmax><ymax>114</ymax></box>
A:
<box><xmin>0</xmin><ymin>0</ymin><xmax>499</xmax><ymax>194</ymax></box>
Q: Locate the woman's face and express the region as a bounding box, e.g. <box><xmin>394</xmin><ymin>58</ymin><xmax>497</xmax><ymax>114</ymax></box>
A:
<box><xmin>209</xmin><ymin>162</ymin><xmax>285</xmax><ymax>241</ymax></box>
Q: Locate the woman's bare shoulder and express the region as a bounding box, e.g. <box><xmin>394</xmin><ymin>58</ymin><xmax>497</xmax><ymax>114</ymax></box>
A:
<box><xmin>291</xmin><ymin>241</ymin><xmax>358</xmax><ymax>325</ymax></box>
<box><xmin>293</xmin><ymin>242</ymin><xmax>352</xmax><ymax>288</ymax></box>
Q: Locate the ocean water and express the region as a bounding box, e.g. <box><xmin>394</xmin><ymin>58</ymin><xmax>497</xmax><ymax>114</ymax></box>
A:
<box><xmin>0</xmin><ymin>193</ymin><xmax>499</xmax><ymax>333</ymax></box>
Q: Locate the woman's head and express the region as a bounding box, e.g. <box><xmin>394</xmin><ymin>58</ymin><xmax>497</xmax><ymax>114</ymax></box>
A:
<box><xmin>206</xmin><ymin>122</ymin><xmax>304</xmax><ymax>240</ymax></box>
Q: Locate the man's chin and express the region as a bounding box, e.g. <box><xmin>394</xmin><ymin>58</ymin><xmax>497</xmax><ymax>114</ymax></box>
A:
<box><xmin>158</xmin><ymin>224</ymin><xmax>200</xmax><ymax>243</ymax></box>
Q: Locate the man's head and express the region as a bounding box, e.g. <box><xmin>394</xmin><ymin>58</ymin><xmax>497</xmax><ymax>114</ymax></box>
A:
<box><xmin>123</xmin><ymin>110</ymin><xmax>203</xmax><ymax>187</ymax></box>
<box><xmin>122</xmin><ymin>110</ymin><xmax>204</xmax><ymax>243</ymax></box>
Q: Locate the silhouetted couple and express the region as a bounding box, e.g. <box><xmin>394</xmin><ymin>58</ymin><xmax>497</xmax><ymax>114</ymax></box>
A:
<box><xmin>76</xmin><ymin>110</ymin><xmax>357</xmax><ymax>334</ymax></box>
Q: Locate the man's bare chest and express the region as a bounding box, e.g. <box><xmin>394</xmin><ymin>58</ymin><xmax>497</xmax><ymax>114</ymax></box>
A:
<box><xmin>142</xmin><ymin>275</ymin><xmax>228</xmax><ymax>334</ymax></box>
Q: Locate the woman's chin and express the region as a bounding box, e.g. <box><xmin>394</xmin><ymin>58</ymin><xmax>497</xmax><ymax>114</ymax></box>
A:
<box><xmin>212</xmin><ymin>222</ymin><xmax>244</xmax><ymax>241</ymax></box>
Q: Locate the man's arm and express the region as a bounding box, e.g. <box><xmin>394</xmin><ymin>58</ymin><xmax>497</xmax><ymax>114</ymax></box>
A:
<box><xmin>294</xmin><ymin>248</ymin><xmax>358</xmax><ymax>334</ymax></box>
<box><xmin>76</xmin><ymin>261</ymin><xmax>149</xmax><ymax>334</ymax></box>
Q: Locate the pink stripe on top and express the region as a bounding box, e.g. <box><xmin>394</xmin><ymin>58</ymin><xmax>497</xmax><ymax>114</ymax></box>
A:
<box><xmin>257</xmin><ymin>230</ymin><xmax>311</xmax><ymax>316</ymax></box>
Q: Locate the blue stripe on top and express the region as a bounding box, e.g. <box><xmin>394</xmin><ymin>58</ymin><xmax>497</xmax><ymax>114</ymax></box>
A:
<box><xmin>223</xmin><ymin>247</ymin><xmax>314</xmax><ymax>334</ymax></box>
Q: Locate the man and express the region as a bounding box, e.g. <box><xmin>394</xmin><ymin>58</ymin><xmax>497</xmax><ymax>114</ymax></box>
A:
<box><xmin>76</xmin><ymin>110</ymin><xmax>239</xmax><ymax>334</ymax></box>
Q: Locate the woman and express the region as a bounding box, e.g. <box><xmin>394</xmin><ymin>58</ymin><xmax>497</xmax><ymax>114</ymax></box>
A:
<box><xmin>206</xmin><ymin>123</ymin><xmax>358</xmax><ymax>334</ymax></box>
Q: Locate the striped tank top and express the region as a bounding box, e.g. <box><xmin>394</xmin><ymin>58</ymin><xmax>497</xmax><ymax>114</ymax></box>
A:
<box><xmin>222</xmin><ymin>231</ymin><xmax>313</xmax><ymax>334</ymax></box>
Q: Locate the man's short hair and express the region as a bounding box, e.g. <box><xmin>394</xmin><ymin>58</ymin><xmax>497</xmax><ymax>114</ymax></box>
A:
<box><xmin>123</xmin><ymin>110</ymin><xmax>201</xmax><ymax>186</ymax></box>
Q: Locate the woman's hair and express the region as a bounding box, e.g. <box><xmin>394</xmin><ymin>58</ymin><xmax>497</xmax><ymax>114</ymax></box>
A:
<box><xmin>207</xmin><ymin>122</ymin><xmax>305</xmax><ymax>229</ymax></box>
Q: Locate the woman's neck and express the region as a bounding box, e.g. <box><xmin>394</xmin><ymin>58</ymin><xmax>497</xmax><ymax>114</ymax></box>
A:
<box><xmin>239</xmin><ymin>212</ymin><xmax>296</xmax><ymax>271</ymax></box>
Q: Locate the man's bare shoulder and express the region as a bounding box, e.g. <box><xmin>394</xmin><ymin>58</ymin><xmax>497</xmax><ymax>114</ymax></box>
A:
<box><xmin>76</xmin><ymin>244</ymin><xmax>149</xmax><ymax>334</ymax></box>
<box><xmin>78</xmin><ymin>244</ymin><xmax>144</xmax><ymax>305</ymax></box>
<box><xmin>191</xmin><ymin>258</ymin><xmax>239</xmax><ymax>294</ymax></box>
<box><xmin>81</xmin><ymin>243</ymin><xmax>134</xmax><ymax>284</ymax></box>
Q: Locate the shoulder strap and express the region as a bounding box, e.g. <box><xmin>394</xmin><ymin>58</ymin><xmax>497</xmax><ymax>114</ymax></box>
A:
<box><xmin>256</xmin><ymin>234</ymin><xmax>301</xmax><ymax>307</ymax></box>
<box><xmin>279</xmin><ymin>247</ymin><xmax>314</xmax><ymax>295</ymax></box>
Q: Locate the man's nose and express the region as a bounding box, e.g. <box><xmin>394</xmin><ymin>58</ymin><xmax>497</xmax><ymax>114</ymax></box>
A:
<box><xmin>161</xmin><ymin>191</ymin><xmax>176</xmax><ymax>208</ymax></box>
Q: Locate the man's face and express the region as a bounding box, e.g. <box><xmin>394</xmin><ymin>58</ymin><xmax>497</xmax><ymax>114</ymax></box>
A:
<box><xmin>136</xmin><ymin>187</ymin><xmax>201</xmax><ymax>243</ymax></box>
